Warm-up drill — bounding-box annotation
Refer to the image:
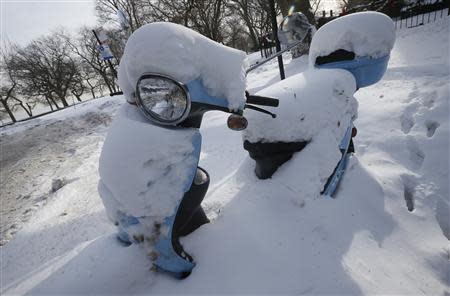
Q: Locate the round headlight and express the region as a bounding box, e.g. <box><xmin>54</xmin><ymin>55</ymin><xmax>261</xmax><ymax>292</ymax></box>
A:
<box><xmin>136</xmin><ymin>74</ymin><xmax>190</xmax><ymax>125</ymax></box>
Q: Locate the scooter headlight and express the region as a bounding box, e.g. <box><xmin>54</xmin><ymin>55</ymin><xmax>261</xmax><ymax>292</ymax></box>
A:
<box><xmin>136</xmin><ymin>74</ymin><xmax>190</xmax><ymax>125</ymax></box>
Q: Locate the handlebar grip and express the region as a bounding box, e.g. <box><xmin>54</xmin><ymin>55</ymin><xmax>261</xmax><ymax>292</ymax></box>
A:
<box><xmin>246</xmin><ymin>95</ymin><xmax>279</xmax><ymax>107</ymax></box>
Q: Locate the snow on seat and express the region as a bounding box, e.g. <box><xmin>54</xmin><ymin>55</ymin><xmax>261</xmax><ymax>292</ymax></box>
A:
<box><xmin>309</xmin><ymin>12</ymin><xmax>395</xmax><ymax>88</ymax></box>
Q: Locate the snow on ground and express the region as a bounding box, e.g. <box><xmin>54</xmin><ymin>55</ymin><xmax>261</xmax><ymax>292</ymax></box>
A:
<box><xmin>0</xmin><ymin>97</ymin><xmax>124</xmax><ymax>245</ymax></box>
<box><xmin>1</xmin><ymin>16</ymin><xmax>449</xmax><ymax>295</ymax></box>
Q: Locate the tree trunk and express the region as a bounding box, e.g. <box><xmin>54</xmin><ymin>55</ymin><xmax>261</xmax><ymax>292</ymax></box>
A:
<box><xmin>1</xmin><ymin>99</ymin><xmax>16</xmax><ymax>123</ymax></box>
<box><xmin>59</xmin><ymin>97</ymin><xmax>69</xmax><ymax>107</ymax></box>
<box><xmin>25</xmin><ymin>103</ymin><xmax>33</xmax><ymax>117</ymax></box>
<box><xmin>75</xmin><ymin>95</ymin><xmax>82</xmax><ymax>102</ymax></box>
<box><xmin>86</xmin><ymin>79</ymin><xmax>97</xmax><ymax>98</ymax></box>
<box><xmin>45</xmin><ymin>97</ymin><xmax>54</xmax><ymax>111</ymax></box>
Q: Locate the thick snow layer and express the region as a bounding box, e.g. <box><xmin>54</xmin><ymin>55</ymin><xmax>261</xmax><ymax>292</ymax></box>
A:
<box><xmin>244</xmin><ymin>68</ymin><xmax>358</xmax><ymax>143</ymax></box>
<box><xmin>1</xmin><ymin>15</ymin><xmax>449</xmax><ymax>296</ymax></box>
<box><xmin>309</xmin><ymin>12</ymin><xmax>396</xmax><ymax>65</ymax></box>
<box><xmin>98</xmin><ymin>104</ymin><xmax>199</xmax><ymax>219</ymax></box>
<box><xmin>118</xmin><ymin>22</ymin><xmax>247</xmax><ymax>110</ymax></box>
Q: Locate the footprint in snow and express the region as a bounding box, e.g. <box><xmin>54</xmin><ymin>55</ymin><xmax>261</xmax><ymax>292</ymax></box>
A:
<box><xmin>400</xmin><ymin>113</ymin><xmax>415</xmax><ymax>134</ymax></box>
<box><xmin>406</xmin><ymin>136</ymin><xmax>425</xmax><ymax>169</ymax></box>
<box><xmin>425</xmin><ymin>120</ymin><xmax>440</xmax><ymax>137</ymax></box>
<box><xmin>401</xmin><ymin>174</ymin><xmax>417</xmax><ymax>212</ymax></box>
<box><xmin>422</xmin><ymin>90</ymin><xmax>437</xmax><ymax>109</ymax></box>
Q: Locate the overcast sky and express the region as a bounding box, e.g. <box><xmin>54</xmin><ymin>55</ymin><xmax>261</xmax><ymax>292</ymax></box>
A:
<box><xmin>0</xmin><ymin>0</ymin><xmax>341</xmax><ymax>46</ymax></box>
<box><xmin>1</xmin><ymin>0</ymin><xmax>97</xmax><ymax>46</ymax></box>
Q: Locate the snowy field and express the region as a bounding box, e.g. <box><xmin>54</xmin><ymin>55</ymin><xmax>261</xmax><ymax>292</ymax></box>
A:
<box><xmin>1</xmin><ymin>16</ymin><xmax>449</xmax><ymax>294</ymax></box>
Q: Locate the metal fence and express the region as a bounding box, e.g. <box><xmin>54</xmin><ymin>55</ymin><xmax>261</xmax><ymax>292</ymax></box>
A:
<box><xmin>316</xmin><ymin>1</ymin><xmax>449</xmax><ymax>29</ymax></box>
<box><xmin>394</xmin><ymin>8</ymin><xmax>448</xmax><ymax>29</ymax></box>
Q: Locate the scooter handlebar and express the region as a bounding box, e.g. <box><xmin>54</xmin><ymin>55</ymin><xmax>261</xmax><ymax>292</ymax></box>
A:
<box><xmin>245</xmin><ymin>93</ymin><xmax>279</xmax><ymax>107</ymax></box>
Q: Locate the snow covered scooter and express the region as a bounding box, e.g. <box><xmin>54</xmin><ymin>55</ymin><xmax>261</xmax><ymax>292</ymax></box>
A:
<box><xmin>243</xmin><ymin>12</ymin><xmax>395</xmax><ymax>196</ymax></box>
<box><xmin>98</xmin><ymin>22</ymin><xmax>279</xmax><ymax>279</ymax></box>
<box><xmin>98</xmin><ymin>12</ymin><xmax>395</xmax><ymax>279</ymax></box>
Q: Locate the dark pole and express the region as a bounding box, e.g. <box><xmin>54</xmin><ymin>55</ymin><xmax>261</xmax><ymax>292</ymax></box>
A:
<box><xmin>269</xmin><ymin>0</ymin><xmax>285</xmax><ymax>80</ymax></box>
<box><xmin>92</xmin><ymin>30</ymin><xmax>118</xmax><ymax>78</ymax></box>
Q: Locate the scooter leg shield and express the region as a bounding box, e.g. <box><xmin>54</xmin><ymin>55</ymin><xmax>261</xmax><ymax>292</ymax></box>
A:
<box><xmin>153</xmin><ymin>167</ymin><xmax>210</xmax><ymax>277</ymax></box>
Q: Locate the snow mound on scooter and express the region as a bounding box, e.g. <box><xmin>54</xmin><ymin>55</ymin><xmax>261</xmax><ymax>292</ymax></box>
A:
<box><xmin>309</xmin><ymin>12</ymin><xmax>395</xmax><ymax>65</ymax></box>
<box><xmin>118</xmin><ymin>22</ymin><xmax>247</xmax><ymax>111</ymax></box>
<box><xmin>98</xmin><ymin>104</ymin><xmax>200</xmax><ymax>219</ymax></box>
<box><xmin>243</xmin><ymin>69</ymin><xmax>358</xmax><ymax>143</ymax></box>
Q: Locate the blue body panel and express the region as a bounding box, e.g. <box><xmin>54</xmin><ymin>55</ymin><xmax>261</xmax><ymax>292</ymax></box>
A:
<box><xmin>186</xmin><ymin>80</ymin><xmax>230</xmax><ymax>109</ymax></box>
<box><xmin>322</xmin><ymin>122</ymin><xmax>353</xmax><ymax>197</ymax></box>
<box><xmin>116</xmin><ymin>132</ymin><xmax>202</xmax><ymax>276</ymax></box>
<box><xmin>316</xmin><ymin>55</ymin><xmax>389</xmax><ymax>89</ymax></box>
<box><xmin>153</xmin><ymin>133</ymin><xmax>202</xmax><ymax>275</ymax></box>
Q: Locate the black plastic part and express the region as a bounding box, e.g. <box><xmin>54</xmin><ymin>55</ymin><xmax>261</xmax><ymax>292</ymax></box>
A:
<box><xmin>171</xmin><ymin>167</ymin><xmax>210</xmax><ymax>260</ymax></box>
<box><xmin>244</xmin><ymin>140</ymin><xmax>308</xmax><ymax>179</ymax></box>
<box><xmin>348</xmin><ymin>139</ymin><xmax>355</xmax><ymax>154</ymax></box>
<box><xmin>245</xmin><ymin>104</ymin><xmax>277</xmax><ymax>118</ymax></box>
<box><xmin>179</xmin><ymin>102</ymin><xmax>229</xmax><ymax>128</ymax></box>
<box><xmin>152</xmin><ymin>265</ymin><xmax>192</xmax><ymax>280</ymax></box>
<box><xmin>315</xmin><ymin>49</ymin><xmax>355</xmax><ymax>66</ymax></box>
<box><xmin>246</xmin><ymin>95</ymin><xmax>279</xmax><ymax>107</ymax></box>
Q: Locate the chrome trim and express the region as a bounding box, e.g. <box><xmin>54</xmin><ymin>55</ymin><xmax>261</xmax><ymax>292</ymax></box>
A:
<box><xmin>135</xmin><ymin>73</ymin><xmax>191</xmax><ymax>126</ymax></box>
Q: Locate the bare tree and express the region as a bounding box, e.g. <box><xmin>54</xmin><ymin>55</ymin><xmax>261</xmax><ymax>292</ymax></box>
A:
<box><xmin>96</xmin><ymin>0</ymin><xmax>146</xmax><ymax>32</ymax></box>
<box><xmin>224</xmin><ymin>16</ymin><xmax>250</xmax><ymax>51</ymax></box>
<box><xmin>66</xmin><ymin>27</ymin><xmax>119</xmax><ymax>96</ymax></box>
<box><xmin>311</xmin><ymin>0</ymin><xmax>323</xmax><ymax>15</ymax></box>
<box><xmin>144</xmin><ymin>0</ymin><xmax>197</xmax><ymax>26</ymax></box>
<box><xmin>189</xmin><ymin>0</ymin><xmax>227</xmax><ymax>42</ymax></box>
<box><xmin>11</xmin><ymin>32</ymin><xmax>83</xmax><ymax>110</ymax></box>
<box><xmin>1</xmin><ymin>45</ymin><xmax>34</xmax><ymax>123</ymax></box>
<box><xmin>228</xmin><ymin>0</ymin><xmax>273</xmax><ymax>50</ymax></box>
<box><xmin>96</xmin><ymin>0</ymin><xmax>229</xmax><ymax>42</ymax></box>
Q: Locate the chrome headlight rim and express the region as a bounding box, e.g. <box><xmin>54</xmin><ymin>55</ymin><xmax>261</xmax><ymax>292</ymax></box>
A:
<box><xmin>135</xmin><ymin>73</ymin><xmax>191</xmax><ymax>126</ymax></box>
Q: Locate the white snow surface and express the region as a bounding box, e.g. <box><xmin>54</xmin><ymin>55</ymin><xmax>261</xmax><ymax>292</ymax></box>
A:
<box><xmin>1</xmin><ymin>16</ymin><xmax>449</xmax><ymax>295</ymax></box>
<box><xmin>309</xmin><ymin>12</ymin><xmax>396</xmax><ymax>65</ymax></box>
<box><xmin>98</xmin><ymin>104</ymin><xmax>200</xmax><ymax>220</ymax></box>
<box><xmin>243</xmin><ymin>68</ymin><xmax>358</xmax><ymax>143</ymax></box>
<box><xmin>118</xmin><ymin>22</ymin><xmax>247</xmax><ymax>111</ymax></box>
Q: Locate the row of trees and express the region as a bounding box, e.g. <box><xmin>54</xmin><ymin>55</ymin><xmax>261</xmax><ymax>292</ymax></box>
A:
<box><xmin>0</xmin><ymin>0</ymin><xmax>348</xmax><ymax>124</ymax></box>
<box><xmin>0</xmin><ymin>28</ymin><xmax>119</xmax><ymax>124</ymax></box>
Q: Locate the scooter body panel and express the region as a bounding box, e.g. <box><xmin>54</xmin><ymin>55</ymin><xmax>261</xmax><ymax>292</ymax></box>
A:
<box><xmin>316</xmin><ymin>55</ymin><xmax>390</xmax><ymax>89</ymax></box>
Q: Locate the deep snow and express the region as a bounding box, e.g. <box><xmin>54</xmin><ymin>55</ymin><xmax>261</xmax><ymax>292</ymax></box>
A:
<box><xmin>1</xmin><ymin>15</ymin><xmax>449</xmax><ymax>295</ymax></box>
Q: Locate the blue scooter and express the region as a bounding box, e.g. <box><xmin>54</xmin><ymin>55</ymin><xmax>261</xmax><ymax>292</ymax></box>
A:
<box><xmin>98</xmin><ymin>12</ymin><xmax>393</xmax><ymax>279</ymax></box>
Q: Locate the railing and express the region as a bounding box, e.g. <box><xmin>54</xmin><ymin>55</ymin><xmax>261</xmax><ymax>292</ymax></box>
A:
<box><xmin>394</xmin><ymin>8</ymin><xmax>448</xmax><ymax>29</ymax></box>
<box><xmin>315</xmin><ymin>1</ymin><xmax>449</xmax><ymax>29</ymax></box>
